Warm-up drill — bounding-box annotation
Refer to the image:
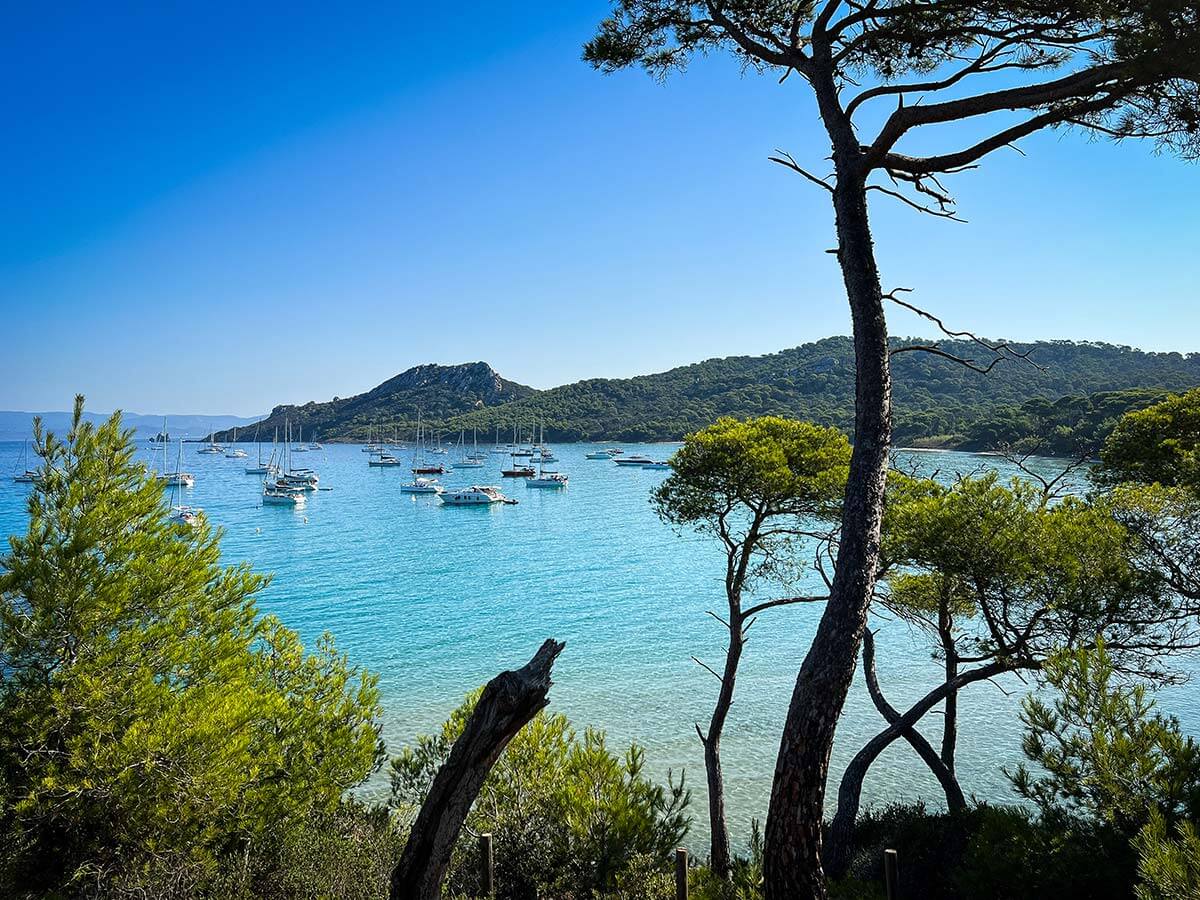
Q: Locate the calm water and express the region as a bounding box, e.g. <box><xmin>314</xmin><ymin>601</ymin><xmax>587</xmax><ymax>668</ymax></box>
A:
<box><xmin>1</xmin><ymin>440</ymin><xmax>1196</xmax><ymax>850</ymax></box>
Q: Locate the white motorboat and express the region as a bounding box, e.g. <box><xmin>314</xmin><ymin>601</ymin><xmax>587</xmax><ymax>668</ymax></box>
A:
<box><xmin>439</xmin><ymin>485</ymin><xmax>511</xmax><ymax>505</ymax></box>
<box><xmin>614</xmin><ymin>455</ymin><xmax>655</xmax><ymax>466</ymax></box>
<box><xmin>401</xmin><ymin>477</ymin><xmax>443</xmax><ymax>494</ymax></box>
<box><xmin>586</xmin><ymin>449</ymin><xmax>612</xmax><ymax>459</ymax></box>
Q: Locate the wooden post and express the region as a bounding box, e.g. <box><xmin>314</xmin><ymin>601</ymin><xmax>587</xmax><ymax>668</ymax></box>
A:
<box><xmin>884</xmin><ymin>847</ymin><xmax>899</xmax><ymax>900</ymax></box>
<box><xmin>478</xmin><ymin>833</ymin><xmax>494</xmax><ymax>897</ymax></box>
<box><xmin>675</xmin><ymin>847</ymin><xmax>688</xmax><ymax>900</ymax></box>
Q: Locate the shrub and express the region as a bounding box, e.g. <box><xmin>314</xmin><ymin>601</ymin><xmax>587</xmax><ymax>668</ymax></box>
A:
<box><xmin>390</xmin><ymin>693</ymin><xmax>690</xmax><ymax>898</ymax></box>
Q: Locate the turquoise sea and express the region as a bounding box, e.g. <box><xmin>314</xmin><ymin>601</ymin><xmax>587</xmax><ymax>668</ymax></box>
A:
<box><xmin>2</xmin><ymin>440</ymin><xmax>1196</xmax><ymax>849</ymax></box>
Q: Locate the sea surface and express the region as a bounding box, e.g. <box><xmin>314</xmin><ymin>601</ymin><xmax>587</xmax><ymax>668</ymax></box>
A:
<box><xmin>2</xmin><ymin>439</ymin><xmax>1197</xmax><ymax>850</ymax></box>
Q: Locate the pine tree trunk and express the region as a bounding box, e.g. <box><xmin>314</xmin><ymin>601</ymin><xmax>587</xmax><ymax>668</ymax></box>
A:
<box><xmin>703</xmin><ymin>625</ymin><xmax>743</xmax><ymax>879</ymax></box>
<box><xmin>823</xmin><ymin>630</ymin><xmax>966</xmax><ymax>880</ymax></box>
<box><xmin>763</xmin><ymin>79</ymin><xmax>892</xmax><ymax>898</ymax></box>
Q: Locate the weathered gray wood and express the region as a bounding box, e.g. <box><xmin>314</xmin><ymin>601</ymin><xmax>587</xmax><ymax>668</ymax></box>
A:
<box><xmin>675</xmin><ymin>847</ymin><xmax>689</xmax><ymax>900</ymax></box>
<box><xmin>390</xmin><ymin>639</ymin><xmax>565</xmax><ymax>900</ymax></box>
<box><xmin>884</xmin><ymin>848</ymin><xmax>899</xmax><ymax>900</ymax></box>
<box><xmin>478</xmin><ymin>833</ymin><xmax>494</xmax><ymax>897</ymax></box>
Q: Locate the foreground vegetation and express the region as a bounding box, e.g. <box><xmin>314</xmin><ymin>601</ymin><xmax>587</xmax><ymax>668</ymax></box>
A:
<box><xmin>6</xmin><ymin>388</ymin><xmax>1200</xmax><ymax>897</ymax></box>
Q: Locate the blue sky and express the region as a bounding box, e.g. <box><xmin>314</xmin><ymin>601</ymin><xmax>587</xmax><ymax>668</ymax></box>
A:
<box><xmin>2</xmin><ymin>2</ymin><xmax>1197</xmax><ymax>415</ymax></box>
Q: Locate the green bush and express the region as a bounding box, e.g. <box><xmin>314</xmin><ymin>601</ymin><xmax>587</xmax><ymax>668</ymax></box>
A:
<box><xmin>390</xmin><ymin>693</ymin><xmax>690</xmax><ymax>898</ymax></box>
<box><xmin>838</xmin><ymin>802</ymin><xmax>1133</xmax><ymax>900</ymax></box>
<box><xmin>0</xmin><ymin>401</ymin><xmax>385</xmax><ymax>897</ymax></box>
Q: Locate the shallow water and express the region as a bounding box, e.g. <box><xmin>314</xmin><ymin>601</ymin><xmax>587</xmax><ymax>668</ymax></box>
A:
<box><xmin>1</xmin><ymin>440</ymin><xmax>1195</xmax><ymax>851</ymax></box>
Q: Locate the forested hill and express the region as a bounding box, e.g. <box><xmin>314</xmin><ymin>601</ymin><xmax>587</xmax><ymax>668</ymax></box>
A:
<box><xmin>213</xmin><ymin>338</ymin><xmax>1200</xmax><ymax>444</ymax></box>
<box><xmin>211</xmin><ymin>362</ymin><xmax>535</xmax><ymax>443</ymax></box>
<box><xmin>444</xmin><ymin>338</ymin><xmax>1200</xmax><ymax>442</ymax></box>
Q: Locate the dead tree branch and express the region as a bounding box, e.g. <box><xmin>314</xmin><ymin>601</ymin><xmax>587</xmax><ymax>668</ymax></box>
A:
<box><xmin>391</xmin><ymin>638</ymin><xmax>565</xmax><ymax>900</ymax></box>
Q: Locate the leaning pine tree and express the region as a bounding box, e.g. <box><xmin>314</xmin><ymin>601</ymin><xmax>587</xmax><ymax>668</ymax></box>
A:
<box><xmin>585</xmin><ymin>4</ymin><xmax>1200</xmax><ymax>897</ymax></box>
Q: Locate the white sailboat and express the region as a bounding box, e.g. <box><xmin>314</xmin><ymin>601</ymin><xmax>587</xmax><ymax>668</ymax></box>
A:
<box><xmin>198</xmin><ymin>430</ymin><xmax>223</xmax><ymax>454</ymax></box>
<box><xmin>263</xmin><ymin>421</ymin><xmax>307</xmax><ymax>506</ymax></box>
<box><xmin>452</xmin><ymin>428</ymin><xmax>484</xmax><ymax>469</ymax></box>
<box><xmin>244</xmin><ymin>425</ymin><xmax>274</xmax><ymax>475</ymax></box>
<box><xmin>12</xmin><ymin>439</ymin><xmax>39</xmax><ymax>484</ymax></box>
<box><xmin>166</xmin><ymin>438</ymin><xmax>201</xmax><ymax>525</ymax></box>
<box><xmin>225</xmin><ymin>427</ymin><xmax>248</xmax><ymax>458</ymax></box>
<box><xmin>527</xmin><ymin>437</ymin><xmax>568</xmax><ymax>488</ymax></box>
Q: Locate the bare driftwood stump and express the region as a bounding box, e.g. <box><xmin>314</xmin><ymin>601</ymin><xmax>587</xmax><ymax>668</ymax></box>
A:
<box><xmin>390</xmin><ymin>638</ymin><xmax>566</xmax><ymax>900</ymax></box>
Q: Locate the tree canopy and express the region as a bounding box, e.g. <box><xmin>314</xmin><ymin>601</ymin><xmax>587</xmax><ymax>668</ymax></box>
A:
<box><xmin>0</xmin><ymin>399</ymin><xmax>384</xmax><ymax>895</ymax></box>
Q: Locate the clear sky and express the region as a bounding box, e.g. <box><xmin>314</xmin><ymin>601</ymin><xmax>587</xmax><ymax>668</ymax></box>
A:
<box><xmin>2</xmin><ymin>2</ymin><xmax>1197</xmax><ymax>415</ymax></box>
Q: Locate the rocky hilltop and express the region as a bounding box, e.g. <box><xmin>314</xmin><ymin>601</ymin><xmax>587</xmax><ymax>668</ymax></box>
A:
<box><xmin>211</xmin><ymin>362</ymin><xmax>535</xmax><ymax>443</ymax></box>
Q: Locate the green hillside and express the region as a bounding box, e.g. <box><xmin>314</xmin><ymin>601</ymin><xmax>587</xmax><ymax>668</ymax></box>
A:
<box><xmin>444</xmin><ymin>337</ymin><xmax>1200</xmax><ymax>443</ymax></box>
<box><xmin>214</xmin><ymin>338</ymin><xmax>1200</xmax><ymax>446</ymax></box>
<box><xmin>211</xmin><ymin>362</ymin><xmax>534</xmax><ymax>444</ymax></box>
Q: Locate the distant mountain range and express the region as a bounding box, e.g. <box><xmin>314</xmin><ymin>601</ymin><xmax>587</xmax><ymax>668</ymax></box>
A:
<box><xmin>208</xmin><ymin>337</ymin><xmax>1200</xmax><ymax>447</ymax></box>
<box><xmin>0</xmin><ymin>411</ymin><xmax>264</xmax><ymax>443</ymax></box>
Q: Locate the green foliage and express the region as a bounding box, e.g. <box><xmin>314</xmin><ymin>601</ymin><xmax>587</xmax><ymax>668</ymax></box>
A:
<box><xmin>880</xmin><ymin>473</ymin><xmax>1172</xmax><ymax>673</ymax></box>
<box><xmin>951</xmin><ymin>388</ymin><xmax>1172</xmax><ymax>454</ymax></box>
<box><xmin>1100</xmin><ymin>387</ymin><xmax>1200</xmax><ymax>489</ymax></box>
<box><xmin>0</xmin><ymin>399</ymin><xmax>385</xmax><ymax>896</ymax></box>
<box><xmin>654</xmin><ymin>415</ymin><xmax>848</xmax><ymax>548</ymax></box>
<box><xmin>389</xmin><ymin>693</ymin><xmax>690</xmax><ymax>899</ymax></box>
<box><xmin>1009</xmin><ymin>642</ymin><xmax>1200</xmax><ymax>837</ymax></box>
<box><xmin>838</xmin><ymin>802</ymin><xmax>1133</xmax><ymax>900</ymax></box>
<box><xmin>1135</xmin><ymin>813</ymin><xmax>1200</xmax><ymax>900</ymax></box>
<box><xmin>230</xmin><ymin>339</ymin><xmax>1200</xmax><ymax>446</ymax></box>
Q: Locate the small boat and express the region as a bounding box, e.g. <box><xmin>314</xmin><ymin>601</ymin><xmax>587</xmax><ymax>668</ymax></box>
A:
<box><xmin>283</xmin><ymin>468</ymin><xmax>319</xmax><ymax>490</ymax></box>
<box><xmin>198</xmin><ymin>433</ymin><xmax>223</xmax><ymax>454</ymax></box>
<box><xmin>641</xmin><ymin>461</ymin><xmax>672</xmax><ymax>471</ymax></box>
<box><xmin>263</xmin><ymin>480</ymin><xmax>306</xmax><ymax>506</ymax></box>
<box><xmin>614</xmin><ymin>455</ymin><xmax>655</xmax><ymax>467</ymax></box>
<box><xmin>169</xmin><ymin>505</ymin><xmax>201</xmax><ymax>526</ymax></box>
<box><xmin>246</xmin><ymin>427</ymin><xmax>281</xmax><ymax>475</ymax></box>
<box><xmin>501</xmin><ymin>443</ymin><xmax>536</xmax><ymax>477</ymax></box>
<box><xmin>12</xmin><ymin>439</ymin><xmax>39</xmax><ymax>483</ymax></box>
<box><xmin>452</xmin><ymin>428</ymin><xmax>486</xmax><ymax>468</ymax></box>
<box><xmin>278</xmin><ymin>420</ymin><xmax>319</xmax><ymax>489</ymax></box>
<box><xmin>439</xmin><ymin>485</ymin><xmax>510</xmax><ymax>505</ymax></box>
<box><xmin>161</xmin><ymin>434</ymin><xmax>196</xmax><ymax>487</ymax></box>
<box><xmin>401</xmin><ymin>477</ymin><xmax>442</xmax><ymax>494</ymax></box>
<box><xmin>291</xmin><ymin>425</ymin><xmax>309</xmax><ymax>452</ymax></box>
<box><xmin>225</xmin><ymin>427</ymin><xmax>248</xmax><ymax>458</ymax></box>
<box><xmin>527</xmin><ymin>471</ymin><xmax>568</xmax><ymax>488</ymax></box>
<box><xmin>369</xmin><ymin>451</ymin><xmax>404</xmax><ymax>467</ymax></box>
<box><xmin>586</xmin><ymin>450</ymin><xmax>612</xmax><ymax>460</ymax></box>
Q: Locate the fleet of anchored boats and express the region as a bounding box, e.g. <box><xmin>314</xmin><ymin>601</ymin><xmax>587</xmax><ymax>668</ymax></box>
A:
<box><xmin>9</xmin><ymin>418</ymin><xmax>675</xmax><ymax>518</ymax></box>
